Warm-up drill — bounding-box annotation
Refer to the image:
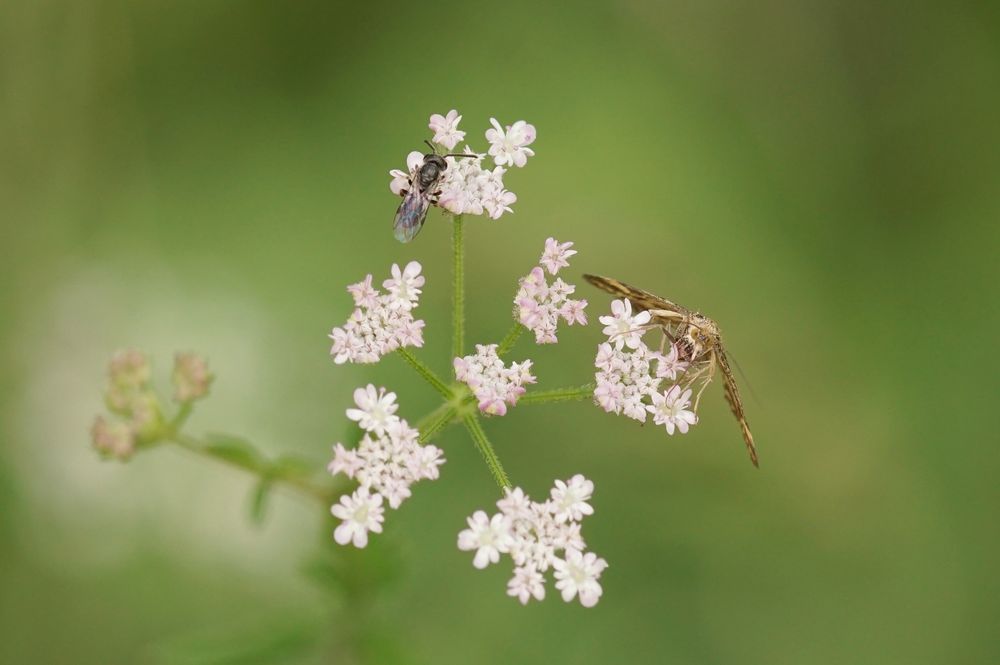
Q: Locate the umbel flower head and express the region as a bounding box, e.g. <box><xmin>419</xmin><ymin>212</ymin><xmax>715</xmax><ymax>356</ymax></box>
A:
<box><xmin>389</xmin><ymin>110</ymin><xmax>535</xmax><ymax>221</ymax></box>
<box><xmin>458</xmin><ymin>475</ymin><xmax>608</xmax><ymax>607</ymax></box>
<box><xmin>91</xmin><ymin>349</ymin><xmax>202</xmax><ymax>460</ymax></box>
<box><xmin>328</xmin><ymin>384</ymin><xmax>445</xmax><ymax>547</ymax></box>
<box><xmin>454</xmin><ymin>344</ymin><xmax>536</xmax><ymax>416</ymax></box>
<box><xmin>328</xmin><ymin>262</ymin><xmax>426</xmax><ymax>364</ymax></box>
<box><xmin>593</xmin><ymin>299</ymin><xmax>698</xmax><ymax>435</ymax></box>
<box><xmin>514</xmin><ymin>238</ymin><xmax>589</xmax><ymax>344</ymax></box>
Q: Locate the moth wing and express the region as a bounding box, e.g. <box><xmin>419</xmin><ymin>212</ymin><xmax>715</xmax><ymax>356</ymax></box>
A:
<box><xmin>393</xmin><ymin>189</ymin><xmax>432</xmax><ymax>243</ymax></box>
<box><xmin>582</xmin><ymin>274</ymin><xmax>691</xmax><ymax>321</ymax></box>
<box><xmin>715</xmin><ymin>344</ymin><xmax>759</xmax><ymax>467</ymax></box>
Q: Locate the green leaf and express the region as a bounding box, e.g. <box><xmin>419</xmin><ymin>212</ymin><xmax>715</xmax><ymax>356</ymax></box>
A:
<box><xmin>201</xmin><ymin>434</ymin><xmax>265</xmax><ymax>472</ymax></box>
<box><xmin>248</xmin><ymin>478</ymin><xmax>272</xmax><ymax>525</ymax></box>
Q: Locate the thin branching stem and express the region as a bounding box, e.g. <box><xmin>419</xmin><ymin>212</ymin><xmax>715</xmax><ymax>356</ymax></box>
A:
<box><xmin>497</xmin><ymin>323</ymin><xmax>525</xmax><ymax>356</ymax></box>
<box><xmin>168</xmin><ymin>432</ymin><xmax>338</xmax><ymax>504</ymax></box>
<box><xmin>418</xmin><ymin>405</ymin><xmax>458</xmax><ymax>444</ymax></box>
<box><xmin>462</xmin><ymin>414</ymin><xmax>511</xmax><ymax>490</ymax></box>
<box><xmin>452</xmin><ymin>215</ymin><xmax>465</xmax><ymax>359</ymax></box>
<box><xmin>519</xmin><ymin>383</ymin><xmax>596</xmax><ymax>405</ymax></box>
<box><xmin>396</xmin><ymin>348</ymin><xmax>453</xmax><ymax>399</ymax></box>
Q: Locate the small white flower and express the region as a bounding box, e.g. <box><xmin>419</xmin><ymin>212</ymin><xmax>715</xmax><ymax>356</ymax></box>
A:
<box><xmin>655</xmin><ymin>343</ymin><xmax>690</xmax><ymax>381</ymax></box>
<box><xmin>331</xmin><ymin>487</ymin><xmax>385</xmax><ymax>548</ymax></box>
<box><xmin>599</xmin><ymin>299</ymin><xmax>651</xmax><ymax>350</ymax></box>
<box><xmin>389</xmin><ymin>151</ymin><xmax>425</xmax><ymax>196</ymax></box>
<box><xmin>383</xmin><ymin>261</ymin><xmax>424</xmax><ymax>310</ymax></box>
<box><xmin>345</xmin><ymin>384</ymin><xmax>399</xmax><ymax>436</ymax></box>
<box><xmin>497</xmin><ymin>487</ymin><xmax>533</xmax><ymax>519</ymax></box>
<box><xmin>647</xmin><ymin>384</ymin><xmax>698</xmax><ymax>435</ymax></box>
<box><xmin>539</xmin><ymin>238</ymin><xmax>577</xmax><ymax>275</ymax></box>
<box><xmin>458</xmin><ymin>510</ymin><xmax>513</xmax><ymax>569</ymax></box>
<box><xmin>327</xmin><ymin>442</ymin><xmax>363</xmax><ymax>478</ymax></box>
<box><xmin>429</xmin><ymin>109</ymin><xmax>466</xmax><ymax>150</ymax></box>
<box><xmin>549</xmin><ymin>474</ymin><xmax>595</xmax><ymax>523</ymax></box>
<box><xmin>552</xmin><ymin>548</ymin><xmax>608</xmax><ymax>608</ymax></box>
<box><xmin>507</xmin><ymin>565</ymin><xmax>546</xmax><ymax>605</ymax></box>
<box><xmin>486</xmin><ymin>118</ymin><xmax>536</xmax><ymax>168</ymax></box>
<box><xmin>411</xmin><ymin>444</ymin><xmax>446</xmax><ymax>480</ymax></box>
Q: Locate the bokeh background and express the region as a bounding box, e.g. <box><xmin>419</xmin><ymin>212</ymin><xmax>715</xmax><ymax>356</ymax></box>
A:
<box><xmin>2</xmin><ymin>1</ymin><xmax>998</xmax><ymax>663</ymax></box>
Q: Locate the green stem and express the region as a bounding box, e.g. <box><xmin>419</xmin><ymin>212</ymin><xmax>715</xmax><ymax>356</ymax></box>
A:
<box><xmin>396</xmin><ymin>348</ymin><xmax>453</xmax><ymax>399</ymax></box>
<box><xmin>452</xmin><ymin>215</ymin><xmax>465</xmax><ymax>359</ymax></box>
<box><xmin>168</xmin><ymin>402</ymin><xmax>194</xmax><ymax>432</ymax></box>
<box><xmin>497</xmin><ymin>323</ymin><xmax>525</xmax><ymax>356</ymax></box>
<box><xmin>418</xmin><ymin>405</ymin><xmax>458</xmax><ymax>444</ymax></box>
<box><xmin>169</xmin><ymin>432</ymin><xmax>338</xmax><ymax>504</ymax></box>
<box><xmin>519</xmin><ymin>383</ymin><xmax>595</xmax><ymax>405</ymax></box>
<box><xmin>462</xmin><ymin>414</ymin><xmax>511</xmax><ymax>490</ymax></box>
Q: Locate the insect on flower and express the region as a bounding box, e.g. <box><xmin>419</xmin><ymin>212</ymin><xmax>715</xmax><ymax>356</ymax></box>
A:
<box><xmin>393</xmin><ymin>141</ymin><xmax>478</xmax><ymax>243</ymax></box>
<box><xmin>584</xmin><ymin>274</ymin><xmax>759</xmax><ymax>467</ymax></box>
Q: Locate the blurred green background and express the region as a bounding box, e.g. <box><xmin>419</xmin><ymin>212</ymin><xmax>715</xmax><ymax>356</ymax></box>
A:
<box><xmin>2</xmin><ymin>1</ymin><xmax>998</xmax><ymax>663</ymax></box>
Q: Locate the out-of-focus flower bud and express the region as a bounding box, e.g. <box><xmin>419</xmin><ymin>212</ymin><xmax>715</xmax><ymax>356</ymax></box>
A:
<box><xmin>90</xmin><ymin>415</ymin><xmax>135</xmax><ymax>460</ymax></box>
<box><xmin>172</xmin><ymin>352</ymin><xmax>213</xmax><ymax>403</ymax></box>
<box><xmin>105</xmin><ymin>349</ymin><xmax>151</xmax><ymax>413</ymax></box>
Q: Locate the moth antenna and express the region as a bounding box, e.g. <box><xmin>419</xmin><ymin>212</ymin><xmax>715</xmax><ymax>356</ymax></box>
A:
<box><xmin>424</xmin><ymin>139</ymin><xmax>438</xmax><ymax>154</ymax></box>
<box><xmin>727</xmin><ymin>350</ymin><xmax>762</xmax><ymax>408</ymax></box>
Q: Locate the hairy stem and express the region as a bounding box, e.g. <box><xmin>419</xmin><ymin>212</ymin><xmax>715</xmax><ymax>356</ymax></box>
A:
<box><xmin>462</xmin><ymin>414</ymin><xmax>511</xmax><ymax>490</ymax></box>
<box><xmin>417</xmin><ymin>404</ymin><xmax>458</xmax><ymax>444</ymax></box>
<box><xmin>396</xmin><ymin>348</ymin><xmax>453</xmax><ymax>399</ymax></box>
<box><xmin>452</xmin><ymin>215</ymin><xmax>465</xmax><ymax>360</ymax></box>
<box><xmin>497</xmin><ymin>323</ymin><xmax>525</xmax><ymax>356</ymax></box>
<box><xmin>519</xmin><ymin>383</ymin><xmax>596</xmax><ymax>405</ymax></box>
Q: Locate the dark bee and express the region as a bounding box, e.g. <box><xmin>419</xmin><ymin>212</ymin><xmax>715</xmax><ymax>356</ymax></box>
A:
<box><xmin>393</xmin><ymin>141</ymin><xmax>476</xmax><ymax>243</ymax></box>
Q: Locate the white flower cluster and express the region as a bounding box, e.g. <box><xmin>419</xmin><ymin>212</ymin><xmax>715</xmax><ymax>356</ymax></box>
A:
<box><xmin>593</xmin><ymin>299</ymin><xmax>698</xmax><ymax>434</ymax></box>
<box><xmin>454</xmin><ymin>344</ymin><xmax>536</xmax><ymax>416</ymax></box>
<box><xmin>328</xmin><ymin>385</ymin><xmax>445</xmax><ymax>547</ymax></box>
<box><xmin>389</xmin><ymin>110</ymin><xmax>536</xmax><ymax>220</ymax></box>
<box><xmin>514</xmin><ymin>238</ymin><xmax>588</xmax><ymax>344</ymax></box>
<box><xmin>458</xmin><ymin>475</ymin><xmax>608</xmax><ymax>607</ymax></box>
<box><xmin>328</xmin><ymin>262</ymin><xmax>426</xmax><ymax>364</ymax></box>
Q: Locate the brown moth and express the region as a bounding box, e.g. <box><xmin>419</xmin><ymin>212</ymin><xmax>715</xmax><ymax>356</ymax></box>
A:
<box><xmin>583</xmin><ymin>274</ymin><xmax>759</xmax><ymax>468</ymax></box>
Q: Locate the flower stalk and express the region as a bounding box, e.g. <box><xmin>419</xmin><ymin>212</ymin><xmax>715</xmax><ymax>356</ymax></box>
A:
<box><xmin>497</xmin><ymin>323</ymin><xmax>525</xmax><ymax>356</ymax></box>
<box><xmin>452</xmin><ymin>214</ymin><xmax>465</xmax><ymax>359</ymax></box>
<box><xmin>519</xmin><ymin>384</ymin><xmax>596</xmax><ymax>405</ymax></box>
<box><xmin>462</xmin><ymin>414</ymin><xmax>511</xmax><ymax>490</ymax></box>
<box><xmin>396</xmin><ymin>347</ymin><xmax>453</xmax><ymax>399</ymax></box>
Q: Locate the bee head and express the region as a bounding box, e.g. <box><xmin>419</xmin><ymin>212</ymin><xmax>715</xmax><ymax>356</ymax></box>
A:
<box><xmin>423</xmin><ymin>154</ymin><xmax>448</xmax><ymax>171</ymax></box>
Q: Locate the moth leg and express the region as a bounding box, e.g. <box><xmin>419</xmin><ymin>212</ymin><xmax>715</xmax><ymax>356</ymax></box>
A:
<box><xmin>692</xmin><ymin>353</ymin><xmax>717</xmax><ymax>412</ymax></box>
<box><xmin>428</xmin><ymin>190</ymin><xmax>442</xmax><ymax>204</ymax></box>
<box><xmin>681</xmin><ymin>356</ymin><xmax>712</xmax><ymax>407</ymax></box>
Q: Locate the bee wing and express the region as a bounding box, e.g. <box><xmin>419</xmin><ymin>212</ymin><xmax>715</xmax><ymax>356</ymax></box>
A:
<box><xmin>715</xmin><ymin>344</ymin><xmax>759</xmax><ymax>467</ymax></box>
<box><xmin>583</xmin><ymin>274</ymin><xmax>691</xmax><ymax>322</ymax></box>
<box><xmin>393</xmin><ymin>189</ymin><xmax>432</xmax><ymax>243</ymax></box>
